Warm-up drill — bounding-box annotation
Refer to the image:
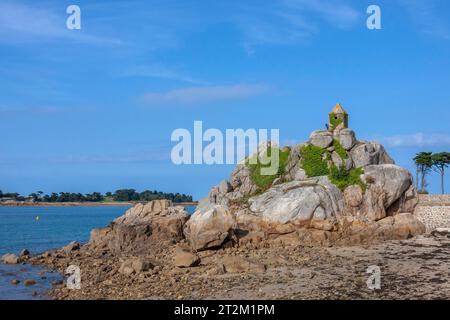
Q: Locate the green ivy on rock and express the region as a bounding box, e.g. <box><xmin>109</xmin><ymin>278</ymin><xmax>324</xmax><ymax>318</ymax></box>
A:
<box><xmin>329</xmin><ymin>165</ymin><xmax>366</xmax><ymax>192</ymax></box>
<box><xmin>333</xmin><ymin>139</ymin><xmax>348</xmax><ymax>160</ymax></box>
<box><xmin>299</xmin><ymin>144</ymin><xmax>330</xmax><ymax>177</ymax></box>
<box><xmin>247</xmin><ymin>147</ymin><xmax>291</xmax><ymax>191</ymax></box>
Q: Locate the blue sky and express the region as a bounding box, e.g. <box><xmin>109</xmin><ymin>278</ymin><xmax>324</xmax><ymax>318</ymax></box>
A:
<box><xmin>1</xmin><ymin>0</ymin><xmax>450</xmax><ymax>199</ymax></box>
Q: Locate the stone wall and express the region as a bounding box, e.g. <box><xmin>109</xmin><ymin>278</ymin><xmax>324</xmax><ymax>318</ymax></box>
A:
<box><xmin>418</xmin><ymin>194</ymin><xmax>450</xmax><ymax>206</ymax></box>
<box><xmin>415</xmin><ymin>195</ymin><xmax>450</xmax><ymax>232</ymax></box>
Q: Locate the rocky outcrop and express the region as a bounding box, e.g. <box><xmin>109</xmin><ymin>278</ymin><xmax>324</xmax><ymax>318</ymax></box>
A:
<box><xmin>35</xmin><ymin>110</ymin><xmax>424</xmax><ymax>293</ymax></box>
<box><xmin>184</xmin><ymin>118</ymin><xmax>423</xmax><ymax>249</ymax></box>
<box><xmin>89</xmin><ymin>200</ymin><xmax>189</xmax><ymax>254</ymax></box>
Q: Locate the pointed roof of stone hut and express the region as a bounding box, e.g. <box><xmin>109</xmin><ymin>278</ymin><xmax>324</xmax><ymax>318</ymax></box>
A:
<box><xmin>330</xmin><ymin>103</ymin><xmax>347</xmax><ymax>114</ymax></box>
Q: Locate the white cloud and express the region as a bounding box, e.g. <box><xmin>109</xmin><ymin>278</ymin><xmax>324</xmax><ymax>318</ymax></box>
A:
<box><xmin>375</xmin><ymin>133</ymin><xmax>450</xmax><ymax>148</ymax></box>
<box><xmin>141</xmin><ymin>84</ymin><xmax>271</xmax><ymax>105</ymax></box>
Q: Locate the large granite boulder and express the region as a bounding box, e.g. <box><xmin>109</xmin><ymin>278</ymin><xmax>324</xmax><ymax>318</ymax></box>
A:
<box><xmin>184</xmin><ymin>203</ymin><xmax>235</xmax><ymax>251</ymax></box>
<box><xmin>341</xmin><ymin>164</ymin><xmax>414</xmax><ymax>222</ymax></box>
<box><xmin>362</xmin><ymin>164</ymin><xmax>412</xmax><ymax>208</ymax></box>
<box><xmin>338</xmin><ymin>129</ymin><xmax>356</xmax><ymax>150</ymax></box>
<box><xmin>387</xmin><ymin>184</ymin><xmax>419</xmax><ymax>216</ymax></box>
<box><xmin>285</xmin><ymin>143</ymin><xmax>304</xmax><ymax>181</ymax></box>
<box><xmin>343</xmin><ymin>185</ymin><xmax>364</xmax><ymax>208</ymax></box>
<box><xmin>390</xmin><ymin>213</ymin><xmax>426</xmax><ymax>238</ymax></box>
<box><xmin>248</xmin><ymin>178</ymin><xmax>343</xmax><ymax>227</ymax></box>
<box><xmin>310</xmin><ymin>130</ymin><xmax>333</xmax><ymax>148</ymax></box>
<box><xmin>350</xmin><ymin>142</ymin><xmax>394</xmax><ymax>168</ymax></box>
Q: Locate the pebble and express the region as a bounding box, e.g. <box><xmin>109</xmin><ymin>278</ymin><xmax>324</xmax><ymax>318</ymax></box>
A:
<box><xmin>24</xmin><ymin>279</ymin><xmax>36</xmax><ymax>286</ymax></box>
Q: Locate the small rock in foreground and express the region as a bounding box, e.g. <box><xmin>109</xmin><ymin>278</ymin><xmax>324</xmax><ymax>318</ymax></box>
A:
<box><xmin>174</xmin><ymin>247</ymin><xmax>200</xmax><ymax>268</ymax></box>
<box><xmin>24</xmin><ymin>279</ymin><xmax>36</xmax><ymax>286</ymax></box>
<box><xmin>62</xmin><ymin>241</ymin><xmax>80</xmax><ymax>253</ymax></box>
<box><xmin>222</xmin><ymin>255</ymin><xmax>266</xmax><ymax>274</ymax></box>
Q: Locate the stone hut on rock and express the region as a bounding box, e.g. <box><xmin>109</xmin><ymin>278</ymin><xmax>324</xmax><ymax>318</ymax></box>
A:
<box><xmin>329</xmin><ymin>103</ymin><xmax>348</xmax><ymax>132</ymax></box>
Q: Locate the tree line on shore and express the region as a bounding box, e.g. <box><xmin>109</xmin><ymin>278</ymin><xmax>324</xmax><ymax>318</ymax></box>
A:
<box><xmin>0</xmin><ymin>189</ymin><xmax>193</xmax><ymax>203</ymax></box>
<box><xmin>414</xmin><ymin>152</ymin><xmax>450</xmax><ymax>194</ymax></box>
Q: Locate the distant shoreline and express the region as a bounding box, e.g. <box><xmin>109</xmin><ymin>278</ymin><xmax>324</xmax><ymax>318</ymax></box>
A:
<box><xmin>0</xmin><ymin>201</ymin><xmax>198</xmax><ymax>207</ymax></box>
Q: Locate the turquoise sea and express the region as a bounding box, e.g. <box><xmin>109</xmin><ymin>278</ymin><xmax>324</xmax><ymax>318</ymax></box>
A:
<box><xmin>0</xmin><ymin>205</ymin><xmax>195</xmax><ymax>300</ymax></box>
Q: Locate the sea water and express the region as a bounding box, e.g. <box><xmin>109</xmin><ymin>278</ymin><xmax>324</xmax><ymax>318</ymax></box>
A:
<box><xmin>0</xmin><ymin>205</ymin><xmax>196</xmax><ymax>300</ymax></box>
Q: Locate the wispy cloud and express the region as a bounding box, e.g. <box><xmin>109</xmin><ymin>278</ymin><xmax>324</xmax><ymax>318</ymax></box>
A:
<box><xmin>120</xmin><ymin>64</ymin><xmax>204</xmax><ymax>84</ymax></box>
<box><xmin>375</xmin><ymin>133</ymin><xmax>450</xmax><ymax>148</ymax></box>
<box><xmin>0</xmin><ymin>1</ymin><xmax>361</xmax><ymax>53</ymax></box>
<box><xmin>0</xmin><ymin>105</ymin><xmax>63</xmax><ymax>116</ymax></box>
<box><xmin>141</xmin><ymin>83</ymin><xmax>271</xmax><ymax>106</ymax></box>
<box><xmin>235</xmin><ymin>8</ymin><xmax>317</xmax><ymax>54</ymax></box>
<box><xmin>232</xmin><ymin>0</ymin><xmax>360</xmax><ymax>54</ymax></box>
<box><xmin>283</xmin><ymin>0</ymin><xmax>360</xmax><ymax>27</ymax></box>
<box><xmin>53</xmin><ymin>151</ymin><xmax>170</xmax><ymax>164</ymax></box>
<box><xmin>399</xmin><ymin>0</ymin><xmax>450</xmax><ymax>40</ymax></box>
<box><xmin>0</xmin><ymin>1</ymin><xmax>122</xmax><ymax>45</ymax></box>
<box><xmin>0</xmin><ymin>150</ymin><xmax>170</xmax><ymax>166</ymax></box>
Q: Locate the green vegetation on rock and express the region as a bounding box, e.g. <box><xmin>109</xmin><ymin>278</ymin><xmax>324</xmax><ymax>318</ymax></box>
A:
<box><xmin>298</xmin><ymin>142</ymin><xmax>365</xmax><ymax>192</ymax></box>
<box><xmin>333</xmin><ymin>139</ymin><xmax>348</xmax><ymax>160</ymax></box>
<box><xmin>299</xmin><ymin>144</ymin><xmax>330</xmax><ymax>177</ymax></box>
<box><xmin>329</xmin><ymin>115</ymin><xmax>343</xmax><ymax>130</ymax></box>
<box><xmin>329</xmin><ymin>166</ymin><xmax>366</xmax><ymax>192</ymax></box>
<box><xmin>247</xmin><ymin>147</ymin><xmax>291</xmax><ymax>191</ymax></box>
